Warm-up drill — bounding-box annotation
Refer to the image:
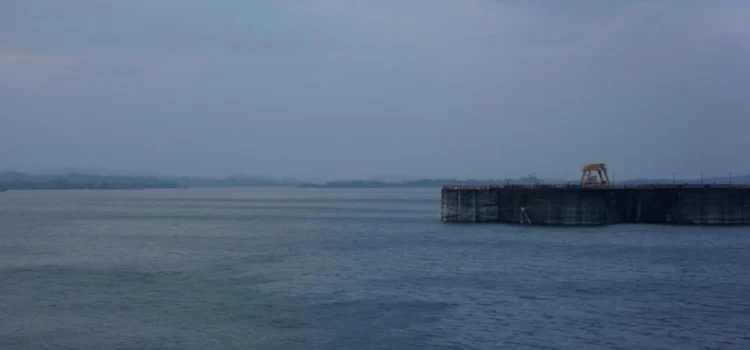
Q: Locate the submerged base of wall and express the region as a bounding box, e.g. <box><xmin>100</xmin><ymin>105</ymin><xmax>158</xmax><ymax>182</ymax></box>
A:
<box><xmin>441</xmin><ymin>186</ymin><xmax>750</xmax><ymax>226</ymax></box>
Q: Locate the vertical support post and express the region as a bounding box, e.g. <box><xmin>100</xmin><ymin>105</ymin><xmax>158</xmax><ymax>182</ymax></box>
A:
<box><xmin>473</xmin><ymin>190</ymin><xmax>479</xmax><ymax>222</ymax></box>
<box><xmin>699</xmin><ymin>187</ymin><xmax>704</xmax><ymax>224</ymax></box>
<box><xmin>548</xmin><ymin>192</ymin><xmax>552</xmax><ymax>224</ymax></box>
<box><xmin>636</xmin><ymin>198</ymin><xmax>641</xmax><ymax>222</ymax></box>
<box><xmin>441</xmin><ymin>189</ymin><xmax>445</xmax><ymax>221</ymax></box>
<box><xmin>457</xmin><ymin>189</ymin><xmax>462</xmax><ymax>220</ymax></box>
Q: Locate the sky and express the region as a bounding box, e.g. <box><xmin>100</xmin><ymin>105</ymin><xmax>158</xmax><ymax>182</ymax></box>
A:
<box><xmin>1</xmin><ymin>0</ymin><xmax>748</xmax><ymax>181</ymax></box>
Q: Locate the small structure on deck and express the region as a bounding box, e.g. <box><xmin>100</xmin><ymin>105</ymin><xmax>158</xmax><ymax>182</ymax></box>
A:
<box><xmin>581</xmin><ymin>163</ymin><xmax>610</xmax><ymax>188</ymax></box>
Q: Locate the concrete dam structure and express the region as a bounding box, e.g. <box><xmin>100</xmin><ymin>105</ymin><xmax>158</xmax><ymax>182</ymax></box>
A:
<box><xmin>441</xmin><ymin>185</ymin><xmax>750</xmax><ymax>226</ymax></box>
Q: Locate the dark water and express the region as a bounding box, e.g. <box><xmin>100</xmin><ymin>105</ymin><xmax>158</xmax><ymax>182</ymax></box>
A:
<box><xmin>1</xmin><ymin>188</ymin><xmax>749</xmax><ymax>349</ymax></box>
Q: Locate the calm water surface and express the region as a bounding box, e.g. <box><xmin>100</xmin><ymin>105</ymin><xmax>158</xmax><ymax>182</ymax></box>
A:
<box><xmin>1</xmin><ymin>188</ymin><xmax>749</xmax><ymax>349</ymax></box>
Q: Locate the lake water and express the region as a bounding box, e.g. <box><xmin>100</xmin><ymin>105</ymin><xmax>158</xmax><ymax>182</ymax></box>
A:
<box><xmin>0</xmin><ymin>188</ymin><xmax>748</xmax><ymax>349</ymax></box>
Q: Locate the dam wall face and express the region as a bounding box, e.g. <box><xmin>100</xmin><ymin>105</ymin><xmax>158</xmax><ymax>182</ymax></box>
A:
<box><xmin>441</xmin><ymin>186</ymin><xmax>750</xmax><ymax>226</ymax></box>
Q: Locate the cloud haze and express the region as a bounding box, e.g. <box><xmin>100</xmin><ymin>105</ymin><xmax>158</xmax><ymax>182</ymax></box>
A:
<box><xmin>1</xmin><ymin>0</ymin><xmax>748</xmax><ymax>180</ymax></box>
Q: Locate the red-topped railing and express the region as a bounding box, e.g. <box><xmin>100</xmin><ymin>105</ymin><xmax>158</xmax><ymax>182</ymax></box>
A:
<box><xmin>441</xmin><ymin>184</ymin><xmax>750</xmax><ymax>190</ymax></box>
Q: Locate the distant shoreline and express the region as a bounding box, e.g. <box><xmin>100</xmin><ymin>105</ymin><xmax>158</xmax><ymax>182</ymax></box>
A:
<box><xmin>1</xmin><ymin>170</ymin><xmax>746</xmax><ymax>191</ymax></box>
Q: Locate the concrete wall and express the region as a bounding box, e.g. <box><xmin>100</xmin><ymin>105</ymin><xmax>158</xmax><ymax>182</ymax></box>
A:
<box><xmin>441</xmin><ymin>187</ymin><xmax>750</xmax><ymax>226</ymax></box>
<box><xmin>498</xmin><ymin>188</ymin><xmax>613</xmax><ymax>225</ymax></box>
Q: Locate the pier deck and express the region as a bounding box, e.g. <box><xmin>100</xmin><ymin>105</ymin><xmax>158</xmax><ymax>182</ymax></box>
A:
<box><xmin>441</xmin><ymin>184</ymin><xmax>750</xmax><ymax>225</ymax></box>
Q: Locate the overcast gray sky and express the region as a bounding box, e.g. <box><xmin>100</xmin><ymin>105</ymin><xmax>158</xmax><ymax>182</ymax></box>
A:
<box><xmin>1</xmin><ymin>0</ymin><xmax>748</xmax><ymax>180</ymax></box>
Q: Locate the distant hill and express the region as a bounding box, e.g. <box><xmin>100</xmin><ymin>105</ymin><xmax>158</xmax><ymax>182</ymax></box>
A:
<box><xmin>0</xmin><ymin>172</ymin><xmax>184</xmax><ymax>190</ymax></box>
<box><xmin>0</xmin><ymin>171</ymin><xmax>301</xmax><ymax>190</ymax></box>
<box><xmin>29</xmin><ymin>167</ymin><xmax>170</xmax><ymax>177</ymax></box>
<box><xmin>297</xmin><ymin>176</ymin><xmax>544</xmax><ymax>188</ymax></box>
<box><xmin>618</xmin><ymin>175</ymin><xmax>749</xmax><ymax>186</ymax></box>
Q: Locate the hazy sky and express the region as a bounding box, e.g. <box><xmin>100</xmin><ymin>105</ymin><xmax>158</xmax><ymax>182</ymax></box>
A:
<box><xmin>1</xmin><ymin>0</ymin><xmax>748</xmax><ymax>180</ymax></box>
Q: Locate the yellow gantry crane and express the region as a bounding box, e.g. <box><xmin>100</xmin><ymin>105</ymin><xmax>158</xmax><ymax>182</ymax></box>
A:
<box><xmin>580</xmin><ymin>163</ymin><xmax>611</xmax><ymax>188</ymax></box>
